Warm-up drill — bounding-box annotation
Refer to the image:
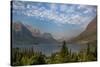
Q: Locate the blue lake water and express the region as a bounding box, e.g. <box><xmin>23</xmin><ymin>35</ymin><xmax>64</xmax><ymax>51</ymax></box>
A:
<box><xmin>12</xmin><ymin>43</ymin><xmax>87</xmax><ymax>56</ymax></box>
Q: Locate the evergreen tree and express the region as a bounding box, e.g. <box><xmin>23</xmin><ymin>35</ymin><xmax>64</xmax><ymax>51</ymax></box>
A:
<box><xmin>59</xmin><ymin>41</ymin><xmax>69</xmax><ymax>63</ymax></box>
<box><xmin>60</xmin><ymin>41</ymin><xmax>68</xmax><ymax>57</ymax></box>
<box><xmin>31</xmin><ymin>52</ymin><xmax>46</xmax><ymax>65</ymax></box>
<box><xmin>87</xmin><ymin>43</ymin><xmax>90</xmax><ymax>55</ymax></box>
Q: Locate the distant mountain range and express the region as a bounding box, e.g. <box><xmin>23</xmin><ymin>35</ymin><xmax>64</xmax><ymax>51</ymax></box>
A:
<box><xmin>12</xmin><ymin>22</ymin><xmax>58</xmax><ymax>45</ymax></box>
<box><xmin>12</xmin><ymin>16</ymin><xmax>97</xmax><ymax>45</ymax></box>
<box><xmin>70</xmin><ymin>16</ymin><xmax>97</xmax><ymax>44</ymax></box>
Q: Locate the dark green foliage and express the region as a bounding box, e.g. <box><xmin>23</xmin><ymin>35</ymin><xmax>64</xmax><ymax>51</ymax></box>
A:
<box><xmin>11</xmin><ymin>48</ymin><xmax>46</xmax><ymax>66</ymax></box>
<box><xmin>58</xmin><ymin>41</ymin><xmax>70</xmax><ymax>63</ymax></box>
<box><xmin>30</xmin><ymin>52</ymin><xmax>46</xmax><ymax>65</ymax></box>
<box><xmin>11</xmin><ymin>41</ymin><xmax>97</xmax><ymax>66</ymax></box>
<box><xmin>60</xmin><ymin>41</ymin><xmax>69</xmax><ymax>57</ymax></box>
<box><xmin>87</xmin><ymin>43</ymin><xmax>90</xmax><ymax>55</ymax></box>
<box><xmin>78</xmin><ymin>42</ymin><xmax>97</xmax><ymax>62</ymax></box>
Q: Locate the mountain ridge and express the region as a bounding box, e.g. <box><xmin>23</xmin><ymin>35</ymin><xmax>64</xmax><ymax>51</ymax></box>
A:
<box><xmin>12</xmin><ymin>21</ymin><xmax>58</xmax><ymax>45</ymax></box>
<box><xmin>69</xmin><ymin>16</ymin><xmax>97</xmax><ymax>44</ymax></box>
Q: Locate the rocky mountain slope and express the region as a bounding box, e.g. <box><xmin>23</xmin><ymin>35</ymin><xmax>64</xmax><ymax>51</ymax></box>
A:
<box><xmin>71</xmin><ymin>16</ymin><xmax>97</xmax><ymax>44</ymax></box>
<box><xmin>12</xmin><ymin>22</ymin><xmax>58</xmax><ymax>44</ymax></box>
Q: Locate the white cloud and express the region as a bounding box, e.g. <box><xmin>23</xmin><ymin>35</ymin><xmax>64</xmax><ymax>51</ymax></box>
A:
<box><xmin>77</xmin><ymin>5</ymin><xmax>96</xmax><ymax>14</ymax></box>
<box><xmin>26</xmin><ymin>4</ymin><xmax>30</xmax><ymax>9</ymax></box>
<box><xmin>23</xmin><ymin>6</ymin><xmax>95</xmax><ymax>26</ymax></box>
<box><xmin>60</xmin><ymin>4</ymin><xmax>67</xmax><ymax>12</ymax></box>
<box><xmin>83</xmin><ymin>10</ymin><xmax>89</xmax><ymax>14</ymax></box>
<box><xmin>68</xmin><ymin>15</ymin><xmax>81</xmax><ymax>24</ymax></box>
<box><xmin>50</xmin><ymin>3</ymin><xmax>57</xmax><ymax>12</ymax></box>
<box><xmin>13</xmin><ymin>1</ymin><xmax>97</xmax><ymax>27</ymax></box>
<box><xmin>77</xmin><ymin>5</ymin><xmax>89</xmax><ymax>10</ymax></box>
<box><xmin>13</xmin><ymin>1</ymin><xmax>25</xmax><ymax>10</ymax></box>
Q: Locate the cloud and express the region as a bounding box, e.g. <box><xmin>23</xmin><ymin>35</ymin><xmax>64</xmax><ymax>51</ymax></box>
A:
<box><xmin>67</xmin><ymin>15</ymin><xmax>82</xmax><ymax>24</ymax></box>
<box><xmin>50</xmin><ymin>3</ymin><xmax>57</xmax><ymax>11</ymax></box>
<box><xmin>77</xmin><ymin>5</ymin><xmax>87</xmax><ymax>9</ymax></box>
<box><xmin>12</xmin><ymin>1</ymin><xmax>25</xmax><ymax>10</ymax></box>
<box><xmin>60</xmin><ymin>4</ymin><xmax>67</xmax><ymax>12</ymax></box>
<box><xmin>12</xmin><ymin>1</ymin><xmax>97</xmax><ymax>27</ymax></box>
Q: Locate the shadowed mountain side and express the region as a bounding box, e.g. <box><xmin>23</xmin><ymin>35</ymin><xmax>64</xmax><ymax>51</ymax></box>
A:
<box><xmin>12</xmin><ymin>22</ymin><xmax>58</xmax><ymax>45</ymax></box>
<box><xmin>70</xmin><ymin>16</ymin><xmax>97</xmax><ymax>44</ymax></box>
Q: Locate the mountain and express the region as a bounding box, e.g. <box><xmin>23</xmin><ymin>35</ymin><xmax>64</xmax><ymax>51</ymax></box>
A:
<box><xmin>12</xmin><ymin>22</ymin><xmax>35</xmax><ymax>44</ymax></box>
<box><xmin>12</xmin><ymin>22</ymin><xmax>58</xmax><ymax>44</ymax></box>
<box><xmin>25</xmin><ymin>25</ymin><xmax>41</xmax><ymax>37</ymax></box>
<box><xmin>42</xmin><ymin>33</ymin><xmax>53</xmax><ymax>39</ymax></box>
<box><xmin>42</xmin><ymin>33</ymin><xmax>58</xmax><ymax>43</ymax></box>
<box><xmin>71</xmin><ymin>16</ymin><xmax>97</xmax><ymax>44</ymax></box>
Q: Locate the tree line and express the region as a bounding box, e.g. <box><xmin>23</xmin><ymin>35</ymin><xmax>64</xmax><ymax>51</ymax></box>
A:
<box><xmin>11</xmin><ymin>41</ymin><xmax>97</xmax><ymax>66</ymax></box>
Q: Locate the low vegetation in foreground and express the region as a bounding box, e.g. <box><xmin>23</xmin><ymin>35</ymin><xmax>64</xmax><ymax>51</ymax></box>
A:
<box><xmin>11</xmin><ymin>41</ymin><xmax>97</xmax><ymax>66</ymax></box>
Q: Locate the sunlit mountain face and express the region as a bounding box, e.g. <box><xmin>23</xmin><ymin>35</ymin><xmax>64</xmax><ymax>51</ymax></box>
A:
<box><xmin>12</xmin><ymin>1</ymin><xmax>97</xmax><ymax>40</ymax></box>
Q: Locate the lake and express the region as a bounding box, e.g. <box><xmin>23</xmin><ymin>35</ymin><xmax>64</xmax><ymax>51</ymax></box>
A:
<box><xmin>12</xmin><ymin>43</ymin><xmax>87</xmax><ymax>56</ymax></box>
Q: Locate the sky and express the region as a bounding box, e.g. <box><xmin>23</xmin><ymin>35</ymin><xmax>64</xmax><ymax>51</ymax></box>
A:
<box><xmin>12</xmin><ymin>1</ymin><xmax>97</xmax><ymax>40</ymax></box>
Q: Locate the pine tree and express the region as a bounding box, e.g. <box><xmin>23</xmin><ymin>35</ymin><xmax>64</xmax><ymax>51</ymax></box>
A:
<box><xmin>60</xmin><ymin>41</ymin><xmax>68</xmax><ymax>57</ymax></box>
<box><xmin>87</xmin><ymin>43</ymin><xmax>90</xmax><ymax>55</ymax></box>
<box><xmin>31</xmin><ymin>52</ymin><xmax>46</xmax><ymax>65</ymax></box>
<box><xmin>59</xmin><ymin>41</ymin><xmax>69</xmax><ymax>62</ymax></box>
